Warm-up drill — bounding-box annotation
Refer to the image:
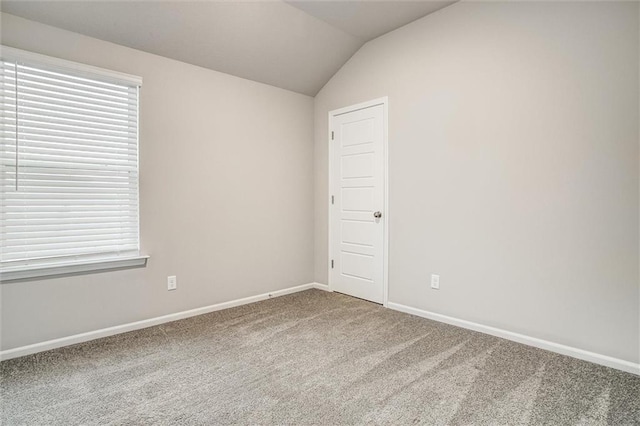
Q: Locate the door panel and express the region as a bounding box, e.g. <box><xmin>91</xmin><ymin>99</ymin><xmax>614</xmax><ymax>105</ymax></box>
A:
<box><xmin>330</xmin><ymin>103</ymin><xmax>385</xmax><ymax>304</ymax></box>
<box><xmin>341</xmin><ymin>153</ymin><xmax>374</xmax><ymax>179</ymax></box>
<box><xmin>342</xmin><ymin>118</ymin><xmax>375</xmax><ymax>146</ymax></box>
<box><xmin>341</xmin><ymin>252</ymin><xmax>374</xmax><ymax>281</ymax></box>
<box><xmin>341</xmin><ymin>187</ymin><xmax>374</xmax><ymax>211</ymax></box>
<box><xmin>341</xmin><ymin>221</ymin><xmax>374</xmax><ymax>247</ymax></box>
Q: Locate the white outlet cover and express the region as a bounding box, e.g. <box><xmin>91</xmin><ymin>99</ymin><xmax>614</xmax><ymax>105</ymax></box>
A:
<box><xmin>431</xmin><ymin>274</ymin><xmax>440</xmax><ymax>290</ymax></box>
<box><xmin>168</xmin><ymin>275</ymin><xmax>177</xmax><ymax>291</ymax></box>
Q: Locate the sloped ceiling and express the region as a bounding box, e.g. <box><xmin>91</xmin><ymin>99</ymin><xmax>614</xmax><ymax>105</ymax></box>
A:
<box><xmin>0</xmin><ymin>1</ymin><xmax>455</xmax><ymax>96</ymax></box>
<box><xmin>286</xmin><ymin>1</ymin><xmax>455</xmax><ymax>41</ymax></box>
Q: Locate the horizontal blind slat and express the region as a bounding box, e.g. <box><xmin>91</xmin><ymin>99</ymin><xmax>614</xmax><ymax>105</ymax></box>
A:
<box><xmin>5</xmin><ymin>131</ymin><xmax>137</xmax><ymax>151</ymax></box>
<box><xmin>1</xmin><ymin>110</ymin><xmax>136</xmax><ymax>134</ymax></box>
<box><xmin>9</xmin><ymin>91</ymin><xmax>136</xmax><ymax>117</ymax></box>
<box><xmin>15</xmin><ymin>83</ymin><xmax>137</xmax><ymax>110</ymax></box>
<box><xmin>1</xmin><ymin>159</ymin><xmax>138</xmax><ymax>172</ymax></box>
<box><xmin>15</xmin><ymin>94</ymin><xmax>137</xmax><ymax>120</ymax></box>
<box><xmin>1</xmin><ymin>120</ymin><xmax>136</xmax><ymax>143</ymax></box>
<box><xmin>1</xmin><ymin>177</ymin><xmax>137</xmax><ymax>187</ymax></box>
<box><xmin>4</xmin><ymin>233</ymin><xmax>139</xmax><ymax>247</ymax></box>
<box><xmin>17</xmin><ymin>70</ymin><xmax>136</xmax><ymax>99</ymax></box>
<box><xmin>14</xmin><ymin>145</ymin><xmax>137</xmax><ymax>163</ymax></box>
<box><xmin>9</xmin><ymin>130</ymin><xmax>135</xmax><ymax>148</ymax></box>
<box><xmin>5</xmin><ymin>62</ymin><xmax>137</xmax><ymax>92</ymax></box>
<box><xmin>16</xmin><ymin>78</ymin><xmax>135</xmax><ymax>108</ymax></box>
<box><xmin>3</xmin><ymin>219</ymin><xmax>139</xmax><ymax>227</ymax></box>
<box><xmin>2</xmin><ymin>139</ymin><xmax>136</xmax><ymax>157</ymax></box>
<box><xmin>1</xmin><ymin>166</ymin><xmax>136</xmax><ymax>177</ymax></box>
<box><xmin>3</xmin><ymin>227</ymin><xmax>138</xmax><ymax>237</ymax></box>
<box><xmin>1</xmin><ymin>105</ymin><xmax>136</xmax><ymax>128</ymax></box>
<box><xmin>2</xmin><ymin>244</ymin><xmax>140</xmax><ymax>261</ymax></box>
<box><xmin>1</xmin><ymin>186</ymin><xmax>138</xmax><ymax>195</ymax></box>
<box><xmin>1</xmin><ymin>249</ymin><xmax>141</xmax><ymax>266</ymax></box>
<box><xmin>12</xmin><ymin>104</ymin><xmax>137</xmax><ymax>127</ymax></box>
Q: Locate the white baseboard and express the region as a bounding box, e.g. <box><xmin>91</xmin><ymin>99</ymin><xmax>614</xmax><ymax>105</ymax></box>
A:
<box><xmin>312</xmin><ymin>282</ymin><xmax>331</xmax><ymax>292</ymax></box>
<box><xmin>0</xmin><ymin>282</ymin><xmax>318</xmax><ymax>361</ymax></box>
<box><xmin>387</xmin><ymin>302</ymin><xmax>640</xmax><ymax>376</ymax></box>
<box><xmin>6</xmin><ymin>285</ymin><xmax>634</xmax><ymax>377</ymax></box>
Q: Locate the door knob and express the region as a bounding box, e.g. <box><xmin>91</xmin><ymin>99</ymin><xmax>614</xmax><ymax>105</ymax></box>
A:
<box><xmin>374</xmin><ymin>211</ymin><xmax>382</xmax><ymax>218</ymax></box>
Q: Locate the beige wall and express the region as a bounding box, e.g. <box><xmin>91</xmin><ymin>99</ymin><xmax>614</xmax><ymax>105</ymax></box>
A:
<box><xmin>314</xmin><ymin>2</ymin><xmax>640</xmax><ymax>363</ymax></box>
<box><xmin>0</xmin><ymin>13</ymin><xmax>315</xmax><ymax>350</ymax></box>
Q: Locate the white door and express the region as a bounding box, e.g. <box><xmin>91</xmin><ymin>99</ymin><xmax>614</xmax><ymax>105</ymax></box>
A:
<box><xmin>330</xmin><ymin>100</ymin><xmax>386</xmax><ymax>304</ymax></box>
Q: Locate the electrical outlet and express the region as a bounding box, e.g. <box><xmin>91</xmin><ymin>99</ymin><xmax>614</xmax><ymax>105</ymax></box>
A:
<box><xmin>430</xmin><ymin>274</ymin><xmax>440</xmax><ymax>290</ymax></box>
<box><xmin>167</xmin><ymin>275</ymin><xmax>177</xmax><ymax>291</ymax></box>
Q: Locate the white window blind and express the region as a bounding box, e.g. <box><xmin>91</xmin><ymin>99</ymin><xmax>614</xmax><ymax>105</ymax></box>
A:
<box><xmin>0</xmin><ymin>47</ymin><xmax>142</xmax><ymax>271</ymax></box>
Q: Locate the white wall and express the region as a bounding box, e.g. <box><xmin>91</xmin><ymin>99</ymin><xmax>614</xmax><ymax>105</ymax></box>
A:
<box><xmin>314</xmin><ymin>1</ymin><xmax>640</xmax><ymax>363</ymax></box>
<box><xmin>0</xmin><ymin>13</ymin><xmax>315</xmax><ymax>351</ymax></box>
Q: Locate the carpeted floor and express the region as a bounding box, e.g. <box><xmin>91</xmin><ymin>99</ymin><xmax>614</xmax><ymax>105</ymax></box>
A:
<box><xmin>1</xmin><ymin>289</ymin><xmax>639</xmax><ymax>425</ymax></box>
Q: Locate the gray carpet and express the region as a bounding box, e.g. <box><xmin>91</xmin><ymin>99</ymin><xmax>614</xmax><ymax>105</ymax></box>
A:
<box><xmin>1</xmin><ymin>289</ymin><xmax>639</xmax><ymax>425</ymax></box>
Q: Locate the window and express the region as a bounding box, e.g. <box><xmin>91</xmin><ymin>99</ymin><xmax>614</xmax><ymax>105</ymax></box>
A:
<box><xmin>0</xmin><ymin>47</ymin><xmax>147</xmax><ymax>281</ymax></box>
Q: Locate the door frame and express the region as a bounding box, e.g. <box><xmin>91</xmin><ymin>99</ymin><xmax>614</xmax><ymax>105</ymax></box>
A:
<box><xmin>328</xmin><ymin>97</ymin><xmax>389</xmax><ymax>306</ymax></box>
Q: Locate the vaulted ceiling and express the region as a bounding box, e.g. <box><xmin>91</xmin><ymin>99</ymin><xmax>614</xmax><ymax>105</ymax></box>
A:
<box><xmin>0</xmin><ymin>1</ymin><xmax>455</xmax><ymax>96</ymax></box>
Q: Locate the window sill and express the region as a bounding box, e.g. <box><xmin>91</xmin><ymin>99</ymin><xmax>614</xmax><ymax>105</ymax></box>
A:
<box><xmin>0</xmin><ymin>255</ymin><xmax>149</xmax><ymax>283</ymax></box>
